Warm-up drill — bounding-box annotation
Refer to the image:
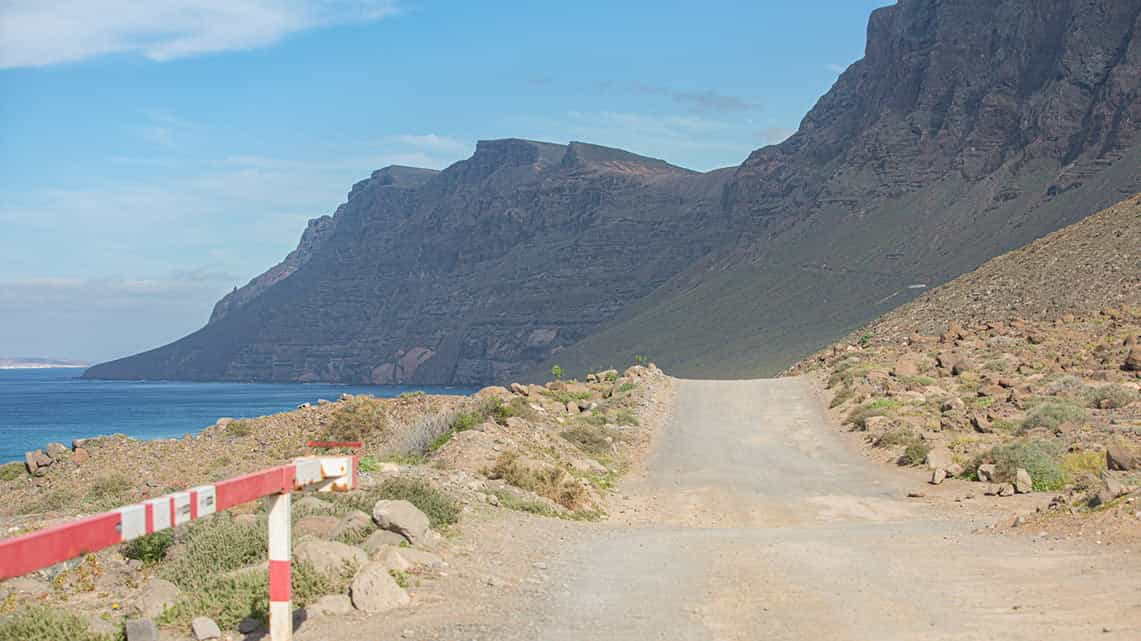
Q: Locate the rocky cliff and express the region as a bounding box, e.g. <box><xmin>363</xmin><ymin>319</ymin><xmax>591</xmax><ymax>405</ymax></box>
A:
<box><xmin>87</xmin><ymin>0</ymin><xmax>1141</xmax><ymax>384</ymax></box>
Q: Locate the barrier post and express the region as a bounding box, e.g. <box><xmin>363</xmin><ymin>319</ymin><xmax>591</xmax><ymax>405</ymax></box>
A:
<box><xmin>266</xmin><ymin>491</ymin><xmax>292</xmax><ymax>641</ymax></box>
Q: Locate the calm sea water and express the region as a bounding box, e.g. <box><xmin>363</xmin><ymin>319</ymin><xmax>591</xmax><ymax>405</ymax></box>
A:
<box><xmin>0</xmin><ymin>368</ymin><xmax>474</xmax><ymax>463</ymax></box>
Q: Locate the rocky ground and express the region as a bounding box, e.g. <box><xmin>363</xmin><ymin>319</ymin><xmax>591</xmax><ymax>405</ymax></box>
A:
<box><xmin>0</xmin><ymin>364</ymin><xmax>670</xmax><ymax>641</ymax></box>
<box><xmin>787</xmin><ymin>194</ymin><xmax>1141</xmax><ymax>548</ymax></box>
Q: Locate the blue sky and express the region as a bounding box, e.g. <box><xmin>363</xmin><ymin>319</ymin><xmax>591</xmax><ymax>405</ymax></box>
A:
<box><xmin>0</xmin><ymin>0</ymin><xmax>888</xmax><ymax>363</ymax></box>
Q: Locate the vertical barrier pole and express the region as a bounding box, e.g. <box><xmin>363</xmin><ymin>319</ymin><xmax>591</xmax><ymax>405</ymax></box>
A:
<box><xmin>266</xmin><ymin>492</ymin><xmax>292</xmax><ymax>641</ymax></box>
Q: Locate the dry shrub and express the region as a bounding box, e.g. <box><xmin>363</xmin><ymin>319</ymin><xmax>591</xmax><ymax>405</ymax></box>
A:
<box><xmin>488</xmin><ymin>452</ymin><xmax>590</xmax><ymax>511</ymax></box>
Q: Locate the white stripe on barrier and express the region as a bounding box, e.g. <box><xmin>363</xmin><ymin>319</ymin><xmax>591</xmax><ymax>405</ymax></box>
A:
<box><xmin>294</xmin><ymin>458</ymin><xmax>322</xmax><ymax>486</ymax></box>
<box><xmin>117</xmin><ymin>504</ymin><xmax>147</xmax><ymax>541</ymax></box>
<box><xmin>193</xmin><ymin>485</ymin><xmax>216</xmax><ymax>517</ymax></box>
<box><xmin>146</xmin><ymin>497</ymin><xmax>172</xmax><ymax>531</ymax></box>
<box><xmin>319</xmin><ymin>457</ymin><xmax>349</xmax><ymax>478</ymax></box>
<box><xmin>171</xmin><ymin>492</ymin><xmax>192</xmax><ymax>526</ymax></box>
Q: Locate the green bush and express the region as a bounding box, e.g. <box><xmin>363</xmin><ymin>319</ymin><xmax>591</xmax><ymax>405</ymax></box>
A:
<box><xmin>121</xmin><ymin>530</ymin><xmax>174</xmax><ymax>565</ymax></box>
<box><xmin>492</xmin><ymin>490</ymin><xmax>558</xmax><ymax>517</ymax></box>
<box><xmin>846</xmin><ymin>398</ymin><xmax>901</xmax><ymax>429</ymax></box>
<box><xmin>901</xmin><ymin>443</ymin><xmax>930</xmax><ymax>466</ymax></box>
<box><xmin>160</xmin><ymin>560</ymin><xmax>339</xmax><ymax>630</ymax></box>
<box><xmin>874</xmin><ymin>428</ymin><xmax>920</xmax><ymax>449</ymax></box>
<box><xmin>159</xmin><ymin>517</ymin><xmax>267</xmax><ymax>590</ymax></box>
<box><xmin>560</xmin><ymin>426</ymin><xmax>617</xmax><ymax>455</ymax></box>
<box><xmin>0</xmin><ymin>461</ymin><xmax>25</xmax><ymax>481</ymax></box>
<box><xmin>611</xmin><ymin>409</ymin><xmax>639</xmax><ymax>426</ymax></box>
<box><xmin>398</xmin><ymin>390</ymin><xmax>425</xmax><ymax>399</ymax></box>
<box><xmin>1082</xmin><ymin>384</ymin><xmax>1138</xmax><ymax>409</ymax></box>
<box><xmin>551</xmin><ymin>364</ymin><xmax>565</xmax><ymax>380</ymax></box>
<box><xmin>335</xmin><ymin>478</ymin><xmax>459</xmax><ymax>529</ymax></box>
<box><xmin>84</xmin><ymin>474</ymin><xmax>133</xmax><ymax>510</ymax></box>
<box><xmin>324</xmin><ymin>397</ymin><xmax>387</xmax><ymax>441</ymax></box>
<box><xmin>967</xmin><ymin>440</ymin><xmax>1068</xmax><ymax>491</ymax></box>
<box><xmin>1021</xmin><ymin>400</ymin><xmax>1087</xmax><ymax>431</ymax></box>
<box><xmin>615</xmin><ymin>382</ymin><xmax>637</xmax><ymax>395</ymax></box>
<box><xmin>357</xmin><ymin>456</ymin><xmax>380</xmax><ymax>472</ymax></box>
<box><xmin>224</xmin><ymin>419</ymin><xmax>254</xmax><ymax>437</ymax></box>
<box><xmin>0</xmin><ymin>606</ymin><xmax>119</xmax><ymax>641</ymax></box>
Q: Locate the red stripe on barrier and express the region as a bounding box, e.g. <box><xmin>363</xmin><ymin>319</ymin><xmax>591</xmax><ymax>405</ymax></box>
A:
<box><xmin>169</xmin><ymin>497</ymin><xmax>176</xmax><ymax>524</ymax></box>
<box><xmin>268</xmin><ymin>559</ymin><xmax>291</xmax><ymax>601</ymax></box>
<box><xmin>0</xmin><ymin>512</ymin><xmax>121</xmax><ymax>581</ymax></box>
<box><xmin>189</xmin><ymin>490</ymin><xmax>198</xmax><ymax>520</ymax></box>
<box><xmin>306</xmin><ymin>441</ymin><xmax>362</xmax><ymax>448</ymax></box>
<box><xmin>144</xmin><ymin>502</ymin><xmax>154</xmax><ymax>534</ymax></box>
<box><xmin>214</xmin><ymin>466</ymin><xmax>293</xmax><ymax>512</ymax></box>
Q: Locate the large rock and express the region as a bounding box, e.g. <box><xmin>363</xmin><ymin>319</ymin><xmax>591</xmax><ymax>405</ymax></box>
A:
<box><xmin>330</xmin><ymin>510</ymin><xmax>373</xmax><ymax>541</ymax></box>
<box><xmin>294</xmin><ymin>515</ymin><xmax>340</xmax><ymax>539</ymax></box>
<box><xmin>977</xmin><ymin>464</ymin><xmax>997</xmax><ymax>483</ymax></box>
<box><xmin>350</xmin><ymin>562</ymin><xmax>411</xmax><ymax>613</ymax></box>
<box><xmin>372</xmin><ymin>500</ymin><xmax>430</xmax><ymax>545</ymax></box>
<box><xmin>1123</xmin><ymin>347</ymin><xmax>1141</xmax><ymax>372</ymax></box>
<box><xmin>1014</xmin><ymin>468</ymin><xmax>1033</xmax><ymax>494</ymax></box>
<box><xmin>372</xmin><ymin>545</ymin><xmax>444</xmax><ymax>571</ymax></box>
<box><xmin>1106</xmin><ymin>445</ymin><xmax>1137</xmax><ymax>471</ymax></box>
<box><xmin>24</xmin><ymin>449</ymin><xmax>51</xmax><ymax>474</ymax></box>
<box><xmin>44</xmin><ymin>442</ymin><xmax>69</xmax><ymax>460</ymax></box>
<box><xmin>134</xmin><ymin>578</ymin><xmax>180</xmax><ymax>619</ymax></box>
<box><xmin>361</xmin><ymin>529</ymin><xmax>411</xmax><ymax>554</ymax></box>
<box><xmin>308</xmin><ymin>594</ymin><xmax>354</xmax><ymax>617</ymax></box>
<box><xmin>924</xmin><ymin>447</ymin><xmax>953</xmax><ymax>471</ymax></box>
<box><xmin>294</xmin><ymin>540</ymin><xmax>368</xmax><ymax>577</ymax></box>
<box><xmin>124</xmin><ymin>619</ymin><xmax>158</xmax><ymax>641</ymax></box>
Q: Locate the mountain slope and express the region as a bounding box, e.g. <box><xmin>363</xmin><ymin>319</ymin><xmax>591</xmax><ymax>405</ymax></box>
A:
<box><xmin>533</xmin><ymin>0</ymin><xmax>1141</xmax><ymax>379</ymax></box>
<box><xmin>88</xmin><ymin>0</ymin><xmax>1141</xmax><ymax>385</ymax></box>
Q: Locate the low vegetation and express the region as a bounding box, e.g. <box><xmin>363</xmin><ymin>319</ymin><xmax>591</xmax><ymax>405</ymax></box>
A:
<box><xmin>488</xmin><ymin>451</ymin><xmax>590</xmax><ymax>511</ymax></box>
<box><xmin>0</xmin><ymin>607</ymin><xmax>119</xmax><ymax>641</ymax></box>
<box><xmin>966</xmin><ymin>440</ymin><xmax>1068</xmax><ymax>491</ymax></box>
<box><xmin>335</xmin><ymin>478</ymin><xmax>460</xmax><ymax>529</ymax></box>
<box><xmin>846</xmin><ymin>399</ymin><xmax>901</xmax><ymax>430</ymax></box>
<box><xmin>120</xmin><ymin>530</ymin><xmax>174</xmax><ymax>565</ymax></box>
<box><xmin>324</xmin><ymin>396</ymin><xmax>387</xmax><ymax>442</ymax></box>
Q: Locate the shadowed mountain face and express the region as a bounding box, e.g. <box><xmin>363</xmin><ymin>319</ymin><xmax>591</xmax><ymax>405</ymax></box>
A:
<box><xmin>87</xmin><ymin>0</ymin><xmax>1141</xmax><ymax>384</ymax></box>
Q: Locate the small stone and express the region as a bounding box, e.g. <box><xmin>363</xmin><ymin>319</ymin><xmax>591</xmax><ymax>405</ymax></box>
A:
<box><xmin>191</xmin><ymin>616</ymin><xmax>222</xmax><ymax>641</ymax></box>
<box><xmin>330</xmin><ymin>510</ymin><xmax>373</xmax><ymax>540</ymax></box>
<box><xmin>238</xmin><ymin>617</ymin><xmax>261</xmax><ymax>634</ymax></box>
<box><xmin>907</xmin><ymin>491</ymin><xmax>926</xmax><ymax>498</ymax></box>
<box><xmin>1106</xmin><ymin>445</ymin><xmax>1137</xmax><ymax>471</ymax></box>
<box><xmin>44</xmin><ymin>442</ymin><xmax>69</xmax><ymax>460</ymax></box>
<box><xmin>294</xmin><ymin>540</ymin><xmax>368</xmax><ymax>576</ymax></box>
<box><xmin>948</xmin><ymin>463</ymin><xmax>964</xmax><ymax>477</ymax></box>
<box><xmin>930</xmin><ymin>467</ymin><xmax>947</xmax><ymax>485</ymax></box>
<box><xmin>124</xmin><ymin>619</ymin><xmax>158</xmax><ymax>641</ymax></box>
<box><xmin>997</xmin><ymin>483</ymin><xmax>1016</xmax><ymax>497</ymax></box>
<box><xmin>977</xmin><ymin>464</ymin><xmax>997</xmax><ymax>483</ymax></box>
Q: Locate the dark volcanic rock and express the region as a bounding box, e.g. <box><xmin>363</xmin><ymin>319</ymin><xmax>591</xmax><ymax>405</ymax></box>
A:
<box><xmin>87</xmin><ymin>141</ymin><xmax>733</xmax><ymax>384</ymax></box>
<box><xmin>87</xmin><ymin>0</ymin><xmax>1141</xmax><ymax>385</ymax></box>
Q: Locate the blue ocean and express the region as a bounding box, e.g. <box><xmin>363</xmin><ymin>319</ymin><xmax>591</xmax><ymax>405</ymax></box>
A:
<box><xmin>0</xmin><ymin>368</ymin><xmax>473</xmax><ymax>463</ymax></box>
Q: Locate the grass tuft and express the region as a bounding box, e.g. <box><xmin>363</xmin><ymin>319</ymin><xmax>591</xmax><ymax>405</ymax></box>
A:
<box><xmin>967</xmin><ymin>440</ymin><xmax>1068</xmax><ymax>491</ymax></box>
<box><xmin>0</xmin><ymin>606</ymin><xmax>119</xmax><ymax>641</ymax></box>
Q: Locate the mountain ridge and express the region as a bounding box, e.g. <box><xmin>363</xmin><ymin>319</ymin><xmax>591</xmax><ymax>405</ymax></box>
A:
<box><xmin>87</xmin><ymin>0</ymin><xmax>1141</xmax><ymax>385</ymax></box>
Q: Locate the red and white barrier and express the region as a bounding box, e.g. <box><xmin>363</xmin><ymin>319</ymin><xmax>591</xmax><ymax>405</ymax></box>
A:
<box><xmin>0</xmin><ymin>455</ymin><xmax>357</xmax><ymax>641</ymax></box>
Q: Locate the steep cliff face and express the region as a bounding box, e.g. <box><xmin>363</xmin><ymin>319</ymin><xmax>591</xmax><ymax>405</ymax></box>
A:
<box><xmin>87</xmin><ymin>141</ymin><xmax>733</xmax><ymax>383</ymax></box>
<box><xmin>534</xmin><ymin>0</ymin><xmax>1141</xmax><ymax>379</ymax></box>
<box><xmin>87</xmin><ymin>0</ymin><xmax>1141</xmax><ymax>384</ymax></box>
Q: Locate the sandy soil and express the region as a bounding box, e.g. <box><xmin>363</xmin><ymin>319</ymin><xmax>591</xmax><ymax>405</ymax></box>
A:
<box><xmin>296</xmin><ymin>377</ymin><xmax>1141</xmax><ymax>640</ymax></box>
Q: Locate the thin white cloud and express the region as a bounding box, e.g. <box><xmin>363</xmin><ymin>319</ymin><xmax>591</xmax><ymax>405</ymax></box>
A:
<box><xmin>0</xmin><ymin>1</ymin><xmax>399</xmax><ymax>68</ymax></box>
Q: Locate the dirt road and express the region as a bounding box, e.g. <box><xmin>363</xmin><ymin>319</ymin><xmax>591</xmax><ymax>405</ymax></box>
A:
<box><xmin>302</xmin><ymin>378</ymin><xmax>1141</xmax><ymax>640</ymax></box>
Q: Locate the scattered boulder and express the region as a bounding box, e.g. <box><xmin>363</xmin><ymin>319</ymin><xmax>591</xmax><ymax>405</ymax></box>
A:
<box><xmin>72</xmin><ymin>447</ymin><xmax>90</xmax><ymax>465</ymax></box>
<box><xmin>1123</xmin><ymin>347</ymin><xmax>1141</xmax><ymax>372</ymax></box>
<box><xmin>294</xmin><ymin>540</ymin><xmax>368</xmax><ymax>577</ymax></box>
<box><xmin>190</xmin><ymin>617</ymin><xmax>222</xmax><ymax>641</ymax></box>
<box><xmin>925</xmin><ymin>447</ymin><xmax>953</xmax><ymax>471</ymax></box>
<box><xmin>372</xmin><ymin>545</ymin><xmax>443</xmax><ymax>571</ymax></box>
<box><xmin>372</xmin><ymin>500</ymin><xmax>430</xmax><ymax>546</ymax></box>
<box><xmin>509</xmin><ymin>383</ymin><xmax>529</xmax><ymax>396</ymax></box>
<box><xmin>308</xmin><ymin>594</ymin><xmax>354</xmax><ymax>617</ymax></box>
<box><xmin>996</xmin><ymin>483</ymin><xmax>1016</xmax><ymax>497</ymax></box>
<box><xmin>930</xmin><ymin>467</ymin><xmax>947</xmax><ymax>485</ymax></box>
<box><xmin>330</xmin><ymin>510</ymin><xmax>373</xmax><ymax>540</ymax></box>
<box><xmin>362</xmin><ymin>529</ymin><xmax>410</xmax><ymax>554</ymax></box>
<box><xmin>295</xmin><ymin>516</ymin><xmax>341</xmax><ymax>539</ymax></box>
<box><xmin>237</xmin><ymin>617</ymin><xmax>261</xmax><ymax>634</ymax></box>
<box><xmin>1092</xmin><ymin>476</ymin><xmax>1125</xmax><ymax>506</ymax></box>
<box><xmin>971</xmin><ymin>414</ymin><xmax>992</xmax><ymax>433</ymax></box>
<box><xmin>294</xmin><ymin>496</ymin><xmax>334</xmax><ymax>512</ymax></box>
<box><xmin>134</xmin><ymin>578</ymin><xmax>180</xmax><ymax>619</ymax></box>
<box><xmin>864</xmin><ymin>416</ymin><xmax>891</xmax><ymax>432</ymax></box>
<box><xmin>565</xmin><ymin>401</ymin><xmax>580</xmax><ymax>415</ymax></box>
<box><xmin>977</xmin><ymin>464</ymin><xmax>997</xmax><ymax>483</ymax></box>
<box><xmin>1106</xmin><ymin>445</ymin><xmax>1137</xmax><ymax>471</ymax></box>
<box><xmin>350</xmin><ymin>562</ymin><xmax>411</xmax><ymax>613</ymax></box>
<box><xmin>475</xmin><ymin>385</ymin><xmax>510</xmax><ymax>400</ymax></box>
<box><xmin>940</xmin><ymin>397</ymin><xmax>966</xmax><ymax>413</ymax></box>
<box><xmin>948</xmin><ymin>463</ymin><xmax>964</xmax><ymax>477</ymax></box>
<box><xmin>124</xmin><ymin>619</ymin><xmax>158</xmax><ymax>641</ymax></box>
<box><xmin>1014</xmin><ymin>468</ymin><xmax>1033</xmax><ymax>494</ymax></box>
<box><xmin>24</xmin><ymin>449</ymin><xmax>51</xmax><ymax>475</ymax></box>
<box><xmin>44</xmin><ymin>442</ymin><xmax>69</xmax><ymax>460</ymax></box>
